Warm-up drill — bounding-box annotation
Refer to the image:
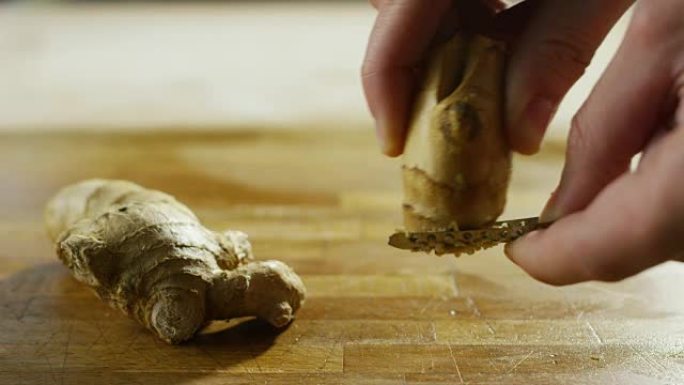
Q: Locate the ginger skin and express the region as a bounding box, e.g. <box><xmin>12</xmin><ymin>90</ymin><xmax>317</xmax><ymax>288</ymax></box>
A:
<box><xmin>402</xmin><ymin>34</ymin><xmax>511</xmax><ymax>232</ymax></box>
<box><xmin>45</xmin><ymin>179</ymin><xmax>306</xmax><ymax>344</ymax></box>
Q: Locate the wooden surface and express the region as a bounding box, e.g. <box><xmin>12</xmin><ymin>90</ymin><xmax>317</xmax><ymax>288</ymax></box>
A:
<box><xmin>1</xmin><ymin>130</ymin><xmax>684</xmax><ymax>384</ymax></box>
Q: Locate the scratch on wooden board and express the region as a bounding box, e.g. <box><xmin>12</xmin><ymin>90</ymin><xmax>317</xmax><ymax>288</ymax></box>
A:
<box><xmin>86</xmin><ymin>320</ymin><xmax>107</xmax><ymax>352</ymax></box>
<box><xmin>34</xmin><ymin>329</ymin><xmax>60</xmax><ymax>356</ymax></box>
<box><xmin>506</xmin><ymin>350</ymin><xmax>534</xmax><ymax>374</ymax></box>
<box><xmin>279</xmin><ymin>322</ymin><xmax>307</xmax><ymax>358</ymax></box>
<box><xmin>586</xmin><ymin>283</ymin><xmax>641</xmax><ymax>300</ymax></box>
<box><xmin>418</xmin><ymin>295</ymin><xmax>437</xmax><ymax>316</ymax></box>
<box><xmin>32</xmin><ymin>329</ymin><xmax>60</xmax><ymax>385</ymax></box>
<box><xmin>319</xmin><ymin>336</ymin><xmax>341</xmax><ymax>371</ymax></box>
<box><xmin>465</xmin><ymin>297</ymin><xmax>495</xmax><ymax>335</ymax></box>
<box><xmin>465</xmin><ymin>297</ymin><xmax>481</xmax><ymax>318</ymax></box>
<box><xmin>239</xmin><ymin>360</ymin><xmax>256</xmax><ymax>382</ymax></box>
<box><xmin>196</xmin><ymin>344</ymin><xmax>223</xmax><ymax>370</ymax></box>
<box><xmin>59</xmin><ymin>323</ymin><xmax>73</xmax><ymax>385</ymax></box>
<box><xmin>451</xmin><ymin>273</ymin><xmax>460</xmax><ymax>296</ymax></box>
<box><xmin>16</xmin><ymin>295</ymin><xmax>35</xmax><ymax>321</ymax></box>
<box><xmin>562</xmin><ymin>291</ymin><xmax>585</xmax><ymax>320</ymax></box>
<box><xmin>250</xmin><ymin>348</ymin><xmax>264</xmax><ymax>374</ymax></box>
<box><xmin>429</xmin><ymin>322</ymin><xmax>438</xmax><ymax>342</ymax></box>
<box><xmin>45</xmin><ymin>355</ymin><xmax>59</xmax><ymax>385</ymax></box>
<box><xmin>585</xmin><ymin>321</ymin><xmax>605</xmax><ymax>345</ymax></box>
<box><xmin>122</xmin><ymin>330</ymin><xmax>141</xmax><ymax>353</ymax></box>
<box><xmin>423</xmin><ymin>346</ymin><xmax>439</xmax><ymax>373</ymax></box>
<box><xmin>114</xmin><ymin>330</ymin><xmax>143</xmax><ymax>365</ymax></box>
<box><xmin>629</xmin><ymin>345</ymin><xmax>668</xmax><ymax>375</ymax></box>
<box><xmin>447</xmin><ymin>343</ymin><xmax>465</xmax><ymax>384</ymax></box>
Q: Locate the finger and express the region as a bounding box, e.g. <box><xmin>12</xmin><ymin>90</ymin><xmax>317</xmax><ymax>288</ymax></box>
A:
<box><xmin>506</xmin><ymin>0</ymin><xmax>633</xmax><ymax>154</ymax></box>
<box><xmin>677</xmin><ymin>79</ymin><xmax>684</xmax><ymax>126</ymax></box>
<box><xmin>507</xmin><ymin>126</ymin><xmax>684</xmax><ymax>285</ymax></box>
<box><xmin>362</xmin><ymin>0</ymin><xmax>451</xmax><ymax>156</ymax></box>
<box><xmin>505</xmin><ymin>172</ymin><xmax>664</xmax><ymax>285</ymax></box>
<box><xmin>541</xmin><ymin>5</ymin><xmax>674</xmax><ymax>222</ymax></box>
<box><xmin>369</xmin><ymin>0</ymin><xmax>388</xmax><ymax>10</ymax></box>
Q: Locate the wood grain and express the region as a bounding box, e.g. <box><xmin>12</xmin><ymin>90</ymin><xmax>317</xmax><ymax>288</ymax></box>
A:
<box><xmin>1</xmin><ymin>130</ymin><xmax>683</xmax><ymax>385</ymax></box>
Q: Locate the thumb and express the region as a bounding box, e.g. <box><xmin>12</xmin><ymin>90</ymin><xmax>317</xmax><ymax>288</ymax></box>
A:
<box><xmin>506</xmin><ymin>0</ymin><xmax>632</xmax><ymax>154</ymax></box>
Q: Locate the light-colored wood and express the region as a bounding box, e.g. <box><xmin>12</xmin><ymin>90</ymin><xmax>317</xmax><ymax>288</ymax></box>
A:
<box><xmin>0</xmin><ymin>3</ymin><xmax>632</xmax><ymax>141</ymax></box>
<box><xmin>1</xmin><ymin>130</ymin><xmax>683</xmax><ymax>384</ymax></box>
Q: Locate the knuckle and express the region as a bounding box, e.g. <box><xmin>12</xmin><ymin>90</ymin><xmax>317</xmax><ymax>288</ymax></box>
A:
<box><xmin>649</xmin><ymin>181</ymin><xmax>684</xmax><ymax>254</ymax></box>
<box><xmin>541</xmin><ymin>36</ymin><xmax>593</xmax><ymax>69</ymax></box>
<box><xmin>369</xmin><ymin>0</ymin><xmax>383</xmax><ymax>9</ymax></box>
<box><xmin>567</xmin><ymin>112</ymin><xmax>594</xmax><ymax>157</ymax></box>
<box><xmin>628</xmin><ymin>0</ymin><xmax>677</xmax><ymax>47</ymax></box>
<box><xmin>634</xmin><ymin>207</ymin><xmax>661</xmax><ymax>244</ymax></box>
<box><xmin>537</xmin><ymin>275</ymin><xmax>568</xmax><ymax>287</ymax></box>
<box><xmin>583</xmin><ymin>210</ymin><xmax>665</xmax><ymax>283</ymax></box>
<box><xmin>535</xmin><ymin>35</ymin><xmax>594</xmax><ymax>86</ymax></box>
<box><xmin>677</xmin><ymin>79</ymin><xmax>684</xmax><ymax>125</ymax></box>
<box><xmin>580</xmin><ymin>257</ymin><xmax>626</xmax><ymax>283</ymax></box>
<box><xmin>628</xmin><ymin>9</ymin><xmax>658</xmax><ymax>45</ymax></box>
<box><xmin>566</xmin><ymin>111</ymin><xmax>618</xmax><ymax>170</ymax></box>
<box><xmin>360</xmin><ymin>61</ymin><xmax>377</xmax><ymax>79</ymax></box>
<box><xmin>595</xmin><ymin>269</ymin><xmax>626</xmax><ymax>283</ymax></box>
<box><xmin>522</xmin><ymin>266</ymin><xmax>567</xmax><ymax>286</ymax></box>
<box><xmin>360</xmin><ymin>57</ymin><xmax>386</xmax><ymax>82</ymax></box>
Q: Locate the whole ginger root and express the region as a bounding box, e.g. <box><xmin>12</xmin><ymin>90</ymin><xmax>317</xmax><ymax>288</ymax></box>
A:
<box><xmin>45</xmin><ymin>179</ymin><xmax>306</xmax><ymax>344</ymax></box>
<box><xmin>402</xmin><ymin>34</ymin><xmax>511</xmax><ymax>232</ymax></box>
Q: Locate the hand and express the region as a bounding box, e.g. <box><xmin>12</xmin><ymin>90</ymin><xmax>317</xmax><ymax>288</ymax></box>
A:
<box><xmin>506</xmin><ymin>0</ymin><xmax>684</xmax><ymax>285</ymax></box>
<box><xmin>362</xmin><ymin>0</ymin><xmax>632</xmax><ymax>156</ymax></box>
<box><xmin>363</xmin><ymin>0</ymin><xmax>684</xmax><ymax>285</ymax></box>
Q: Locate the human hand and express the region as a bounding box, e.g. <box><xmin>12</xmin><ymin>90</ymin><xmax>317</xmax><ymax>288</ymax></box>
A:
<box><xmin>362</xmin><ymin>0</ymin><xmax>632</xmax><ymax>156</ymax></box>
<box><xmin>506</xmin><ymin>0</ymin><xmax>684</xmax><ymax>285</ymax></box>
<box><xmin>364</xmin><ymin>0</ymin><xmax>684</xmax><ymax>285</ymax></box>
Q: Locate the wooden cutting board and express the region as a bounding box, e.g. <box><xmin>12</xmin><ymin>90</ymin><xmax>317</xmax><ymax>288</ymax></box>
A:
<box><xmin>1</xmin><ymin>129</ymin><xmax>683</xmax><ymax>384</ymax></box>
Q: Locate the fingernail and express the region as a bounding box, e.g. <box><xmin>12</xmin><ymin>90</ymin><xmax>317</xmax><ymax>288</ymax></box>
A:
<box><xmin>374</xmin><ymin>117</ymin><xmax>390</xmax><ymax>154</ymax></box>
<box><xmin>503</xmin><ymin>241</ymin><xmax>519</xmax><ymax>259</ymax></box>
<box><xmin>518</xmin><ymin>97</ymin><xmax>558</xmax><ymax>151</ymax></box>
<box><xmin>540</xmin><ymin>189</ymin><xmax>562</xmax><ymax>224</ymax></box>
<box><xmin>376</xmin><ymin>117</ymin><xmax>402</xmax><ymax>156</ymax></box>
<box><xmin>504</xmin><ymin>229</ymin><xmax>537</xmax><ymax>262</ymax></box>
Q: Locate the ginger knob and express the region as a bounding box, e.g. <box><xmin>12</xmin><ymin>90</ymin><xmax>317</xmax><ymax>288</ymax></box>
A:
<box><xmin>402</xmin><ymin>34</ymin><xmax>511</xmax><ymax>232</ymax></box>
<box><xmin>45</xmin><ymin>179</ymin><xmax>306</xmax><ymax>344</ymax></box>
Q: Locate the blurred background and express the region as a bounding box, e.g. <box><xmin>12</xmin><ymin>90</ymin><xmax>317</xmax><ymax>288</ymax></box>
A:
<box><xmin>0</xmin><ymin>1</ymin><xmax>630</xmax><ymax>138</ymax></box>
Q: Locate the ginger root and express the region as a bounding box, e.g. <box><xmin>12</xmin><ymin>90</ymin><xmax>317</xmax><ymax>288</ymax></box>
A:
<box><xmin>45</xmin><ymin>179</ymin><xmax>306</xmax><ymax>344</ymax></box>
<box><xmin>402</xmin><ymin>34</ymin><xmax>511</xmax><ymax>232</ymax></box>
